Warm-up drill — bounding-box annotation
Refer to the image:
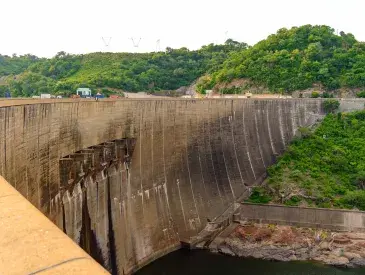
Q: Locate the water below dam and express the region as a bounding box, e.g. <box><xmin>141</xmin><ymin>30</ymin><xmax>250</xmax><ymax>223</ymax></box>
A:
<box><xmin>135</xmin><ymin>250</ymin><xmax>365</xmax><ymax>275</ymax></box>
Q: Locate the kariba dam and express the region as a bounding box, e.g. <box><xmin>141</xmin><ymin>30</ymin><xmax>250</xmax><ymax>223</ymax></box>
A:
<box><xmin>1</xmin><ymin>98</ymin><xmax>364</xmax><ymax>274</ymax></box>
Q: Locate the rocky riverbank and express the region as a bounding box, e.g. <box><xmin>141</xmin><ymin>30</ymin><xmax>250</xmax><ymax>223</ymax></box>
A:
<box><xmin>211</xmin><ymin>223</ymin><xmax>365</xmax><ymax>268</ymax></box>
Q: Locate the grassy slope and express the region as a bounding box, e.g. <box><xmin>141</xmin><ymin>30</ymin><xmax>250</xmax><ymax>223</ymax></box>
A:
<box><xmin>249</xmin><ymin>110</ymin><xmax>365</xmax><ymax>210</ymax></box>
<box><xmin>64</xmin><ymin>53</ymin><xmax>133</xmax><ymax>83</ymax></box>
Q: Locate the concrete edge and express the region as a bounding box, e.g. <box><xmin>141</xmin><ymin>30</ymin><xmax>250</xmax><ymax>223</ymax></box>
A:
<box><xmin>0</xmin><ymin>97</ymin><xmax>331</xmax><ymax>107</ymax></box>
<box><xmin>0</xmin><ymin>176</ymin><xmax>109</xmax><ymax>275</ymax></box>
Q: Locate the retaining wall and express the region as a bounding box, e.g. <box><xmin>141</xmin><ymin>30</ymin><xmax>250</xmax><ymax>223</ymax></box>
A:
<box><xmin>339</xmin><ymin>98</ymin><xmax>365</xmax><ymax>113</ymax></box>
<box><xmin>237</xmin><ymin>203</ymin><xmax>365</xmax><ymax>232</ymax></box>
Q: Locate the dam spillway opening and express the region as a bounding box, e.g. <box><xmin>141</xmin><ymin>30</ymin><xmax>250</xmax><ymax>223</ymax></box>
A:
<box><xmin>58</xmin><ymin>138</ymin><xmax>136</xmax><ymax>273</ymax></box>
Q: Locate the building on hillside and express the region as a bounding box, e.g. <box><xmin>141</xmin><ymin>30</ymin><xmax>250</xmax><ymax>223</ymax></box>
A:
<box><xmin>76</xmin><ymin>88</ymin><xmax>92</xmax><ymax>98</ymax></box>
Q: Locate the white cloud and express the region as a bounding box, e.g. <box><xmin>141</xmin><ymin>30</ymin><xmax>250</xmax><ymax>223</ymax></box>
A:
<box><xmin>1</xmin><ymin>0</ymin><xmax>364</xmax><ymax>57</ymax></box>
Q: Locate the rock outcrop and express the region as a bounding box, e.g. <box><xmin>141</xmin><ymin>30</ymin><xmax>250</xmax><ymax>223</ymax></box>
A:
<box><xmin>211</xmin><ymin>223</ymin><xmax>365</xmax><ymax>268</ymax></box>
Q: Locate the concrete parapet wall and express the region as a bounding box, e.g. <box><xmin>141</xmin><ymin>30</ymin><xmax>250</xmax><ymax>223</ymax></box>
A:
<box><xmin>339</xmin><ymin>98</ymin><xmax>365</xmax><ymax>113</ymax></box>
<box><xmin>0</xmin><ymin>176</ymin><xmax>108</xmax><ymax>275</ymax></box>
<box><xmin>238</xmin><ymin>203</ymin><xmax>365</xmax><ymax>232</ymax></box>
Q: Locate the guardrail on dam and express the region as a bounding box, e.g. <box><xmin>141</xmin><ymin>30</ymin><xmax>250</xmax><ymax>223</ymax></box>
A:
<box><xmin>0</xmin><ymin>98</ymin><xmax>331</xmax><ymax>274</ymax></box>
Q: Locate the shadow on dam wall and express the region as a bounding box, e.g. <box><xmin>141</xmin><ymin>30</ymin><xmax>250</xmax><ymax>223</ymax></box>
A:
<box><xmin>0</xmin><ymin>99</ymin><xmax>326</xmax><ymax>274</ymax></box>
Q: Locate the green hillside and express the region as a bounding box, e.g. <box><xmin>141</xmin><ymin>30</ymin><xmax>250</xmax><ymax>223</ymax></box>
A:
<box><xmin>0</xmin><ymin>54</ymin><xmax>39</xmax><ymax>76</ymax></box>
<box><xmin>249</xmin><ymin>108</ymin><xmax>365</xmax><ymax>210</ymax></box>
<box><xmin>0</xmin><ymin>42</ymin><xmax>246</xmax><ymax>97</ymax></box>
<box><xmin>2</xmin><ymin>24</ymin><xmax>365</xmax><ymax>97</ymax></box>
<box><xmin>198</xmin><ymin>25</ymin><xmax>365</xmax><ymax>94</ymax></box>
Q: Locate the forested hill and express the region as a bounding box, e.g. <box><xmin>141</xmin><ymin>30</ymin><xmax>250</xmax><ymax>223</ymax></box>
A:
<box><xmin>198</xmin><ymin>25</ymin><xmax>365</xmax><ymax>94</ymax></box>
<box><xmin>0</xmin><ymin>41</ymin><xmax>247</xmax><ymax>97</ymax></box>
<box><xmin>1</xmin><ymin>25</ymin><xmax>365</xmax><ymax>97</ymax></box>
<box><xmin>0</xmin><ymin>54</ymin><xmax>40</xmax><ymax>76</ymax></box>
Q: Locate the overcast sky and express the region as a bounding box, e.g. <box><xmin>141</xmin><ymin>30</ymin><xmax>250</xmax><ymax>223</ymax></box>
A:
<box><xmin>1</xmin><ymin>0</ymin><xmax>364</xmax><ymax>57</ymax></box>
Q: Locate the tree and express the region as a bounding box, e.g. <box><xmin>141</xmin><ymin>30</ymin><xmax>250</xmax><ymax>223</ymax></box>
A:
<box><xmin>323</xmin><ymin>99</ymin><xmax>340</xmax><ymax>113</ymax></box>
<box><xmin>225</xmin><ymin>39</ymin><xmax>248</xmax><ymax>50</ymax></box>
<box><xmin>55</xmin><ymin>51</ymin><xmax>67</xmax><ymax>59</ymax></box>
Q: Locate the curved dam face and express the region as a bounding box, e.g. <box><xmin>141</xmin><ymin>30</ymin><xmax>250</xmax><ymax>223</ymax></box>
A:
<box><xmin>0</xmin><ymin>99</ymin><xmax>324</xmax><ymax>274</ymax></box>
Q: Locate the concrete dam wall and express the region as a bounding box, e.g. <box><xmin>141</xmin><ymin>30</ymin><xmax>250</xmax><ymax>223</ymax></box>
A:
<box><xmin>0</xmin><ymin>99</ymin><xmax>324</xmax><ymax>274</ymax></box>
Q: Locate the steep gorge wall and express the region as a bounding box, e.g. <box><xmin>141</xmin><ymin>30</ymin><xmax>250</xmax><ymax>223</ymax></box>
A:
<box><xmin>0</xmin><ymin>99</ymin><xmax>324</xmax><ymax>273</ymax></box>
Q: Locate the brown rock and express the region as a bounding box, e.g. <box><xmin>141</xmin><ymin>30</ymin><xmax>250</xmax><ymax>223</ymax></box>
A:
<box><xmin>343</xmin><ymin>252</ymin><xmax>361</xmax><ymax>260</ymax></box>
<box><xmin>342</xmin><ymin>233</ymin><xmax>365</xmax><ymax>240</ymax></box>
<box><xmin>319</xmin><ymin>241</ymin><xmax>330</xmax><ymax>251</ymax></box>
<box><xmin>289</xmin><ymin>255</ymin><xmax>297</xmax><ymax>261</ymax></box>
<box><xmin>219</xmin><ymin>246</ymin><xmax>236</xmax><ymax>256</ymax></box>
<box><xmin>291</xmin><ymin>243</ymin><xmax>304</xmax><ymax>250</ymax></box>
<box><xmin>253</xmin><ymin>228</ymin><xmax>272</xmax><ymax>242</ymax></box>
<box><xmin>351</xmin><ymin>257</ymin><xmax>365</xmax><ymax>267</ymax></box>
<box><xmin>333</xmin><ymin>237</ymin><xmax>352</xmax><ymax>244</ymax></box>
<box><xmin>309</xmin><ymin>248</ymin><xmax>321</xmax><ymax>259</ymax></box>
<box><xmin>358</xmin><ymin>251</ymin><xmax>365</xmax><ymax>258</ymax></box>
<box><xmin>323</xmin><ymin>256</ymin><xmax>349</xmax><ymax>266</ymax></box>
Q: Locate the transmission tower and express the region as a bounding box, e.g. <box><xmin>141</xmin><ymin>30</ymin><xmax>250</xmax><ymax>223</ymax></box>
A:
<box><xmin>102</xmin><ymin>37</ymin><xmax>112</xmax><ymax>48</ymax></box>
<box><xmin>156</xmin><ymin>39</ymin><xmax>161</xmax><ymax>52</ymax></box>
<box><xmin>224</xmin><ymin>31</ymin><xmax>228</xmax><ymax>43</ymax></box>
<box><xmin>130</xmin><ymin>37</ymin><xmax>141</xmax><ymax>47</ymax></box>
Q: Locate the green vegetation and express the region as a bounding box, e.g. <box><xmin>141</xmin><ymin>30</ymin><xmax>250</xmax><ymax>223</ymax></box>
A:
<box><xmin>323</xmin><ymin>99</ymin><xmax>340</xmax><ymax>113</ymax></box>
<box><xmin>322</xmin><ymin>92</ymin><xmax>334</xmax><ymax>98</ymax></box>
<box><xmin>248</xmin><ymin>110</ymin><xmax>365</xmax><ymax>210</ymax></box>
<box><xmin>200</xmin><ymin>25</ymin><xmax>365</xmax><ymax>94</ymax></box>
<box><xmin>2</xmin><ymin>24</ymin><xmax>365</xmax><ymax>97</ymax></box>
<box><xmin>0</xmin><ymin>42</ymin><xmax>245</xmax><ymax>97</ymax></box>
<box><xmin>248</xmin><ymin>187</ymin><xmax>272</xmax><ymax>204</ymax></box>
<box><xmin>218</xmin><ymin>86</ymin><xmax>243</xmax><ymax>95</ymax></box>
<box><xmin>311</xmin><ymin>91</ymin><xmax>320</xmax><ymax>98</ymax></box>
<box><xmin>357</xmin><ymin>91</ymin><xmax>365</xmax><ymax>98</ymax></box>
<box><xmin>0</xmin><ymin>86</ymin><xmax>10</xmax><ymax>97</ymax></box>
<box><xmin>0</xmin><ymin>54</ymin><xmax>39</xmax><ymax>76</ymax></box>
<box><xmin>309</xmin><ymin>91</ymin><xmax>334</xmax><ymax>99</ymax></box>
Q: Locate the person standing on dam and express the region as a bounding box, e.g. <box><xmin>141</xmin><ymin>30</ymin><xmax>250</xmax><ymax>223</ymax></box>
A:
<box><xmin>95</xmin><ymin>92</ymin><xmax>104</xmax><ymax>101</ymax></box>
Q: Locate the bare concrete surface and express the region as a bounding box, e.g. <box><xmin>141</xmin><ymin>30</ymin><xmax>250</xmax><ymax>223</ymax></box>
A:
<box><xmin>0</xmin><ymin>176</ymin><xmax>109</xmax><ymax>275</ymax></box>
<box><xmin>237</xmin><ymin>203</ymin><xmax>365</xmax><ymax>232</ymax></box>
<box><xmin>123</xmin><ymin>92</ymin><xmax>155</xmax><ymax>98</ymax></box>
